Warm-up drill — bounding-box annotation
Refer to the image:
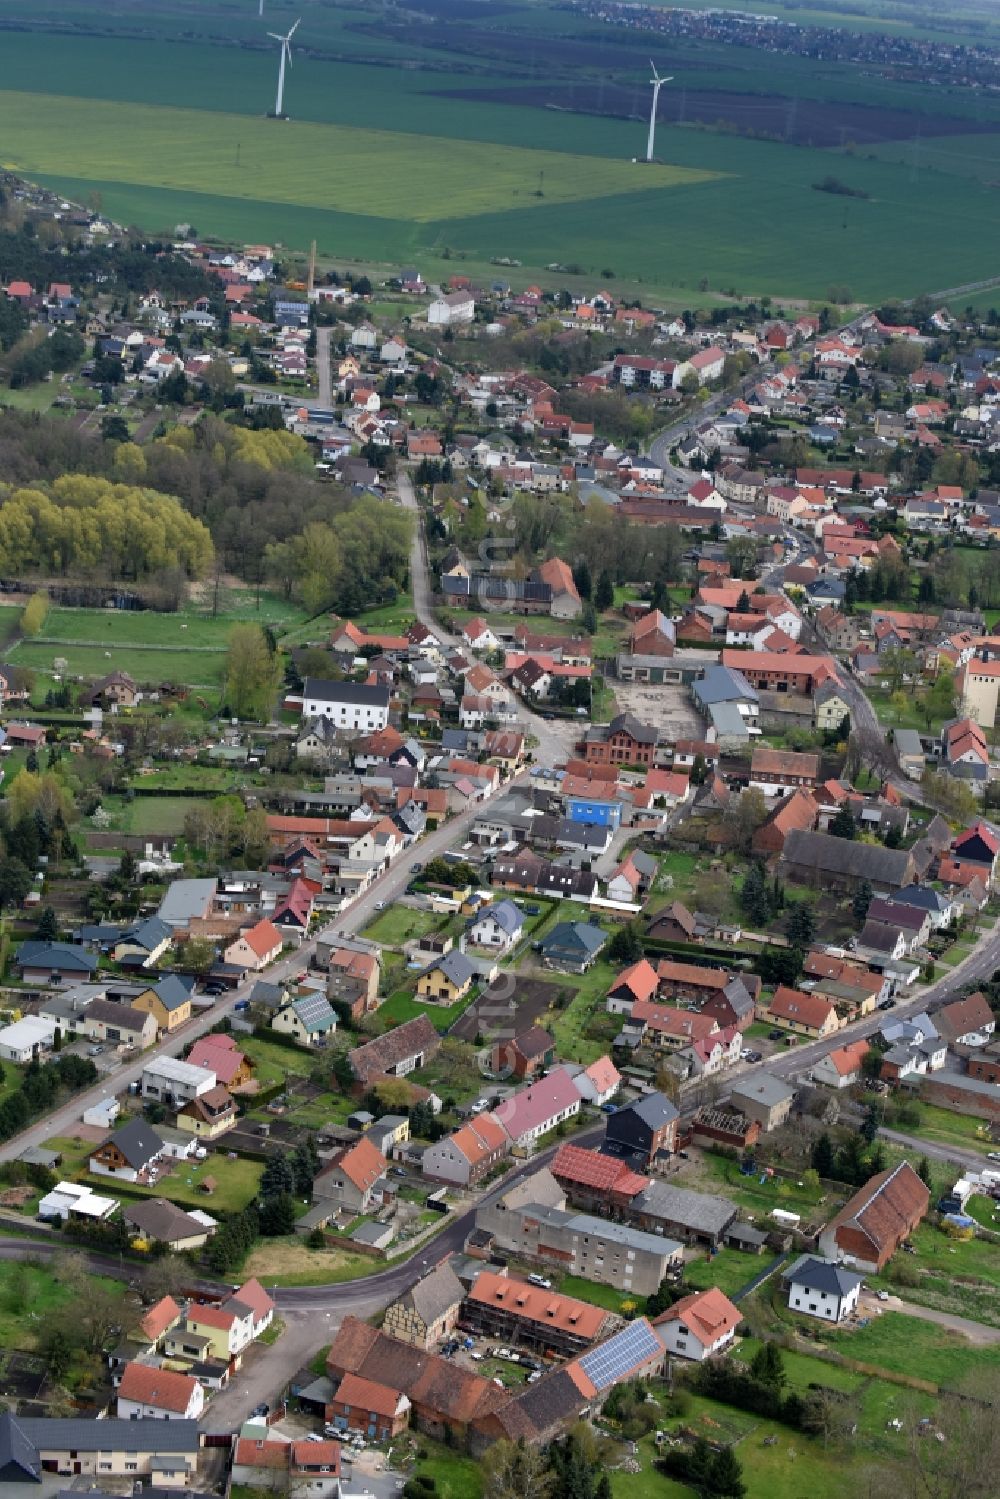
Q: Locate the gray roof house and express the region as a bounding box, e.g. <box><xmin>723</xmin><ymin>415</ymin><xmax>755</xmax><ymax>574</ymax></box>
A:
<box><xmin>538</xmin><ymin>921</ymin><xmax>607</xmax><ymax>973</ymax></box>
<box><xmin>14</xmin><ymin>942</ymin><xmax>99</xmax><ymax>979</ymax></box>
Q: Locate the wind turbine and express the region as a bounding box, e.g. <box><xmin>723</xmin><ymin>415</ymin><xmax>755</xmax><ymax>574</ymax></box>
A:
<box><xmin>268</xmin><ymin>18</ymin><xmax>300</xmax><ymax>119</ymax></box>
<box><xmin>646</xmin><ymin>61</ymin><xmax>673</xmax><ymax>162</ymax></box>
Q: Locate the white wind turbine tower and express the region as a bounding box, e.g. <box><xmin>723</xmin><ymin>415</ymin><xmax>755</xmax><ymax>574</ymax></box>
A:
<box><xmin>269</xmin><ymin>18</ymin><xmax>300</xmax><ymax>118</ymax></box>
<box><xmin>646</xmin><ymin>61</ymin><xmax>673</xmax><ymax>162</ymax></box>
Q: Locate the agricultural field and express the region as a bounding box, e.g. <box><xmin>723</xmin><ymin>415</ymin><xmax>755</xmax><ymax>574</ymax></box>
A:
<box><xmin>3</xmin><ymin>1</ymin><xmax>1000</xmax><ymax>297</ymax></box>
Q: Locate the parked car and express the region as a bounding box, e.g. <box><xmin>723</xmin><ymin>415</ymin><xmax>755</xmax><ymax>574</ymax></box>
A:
<box><xmin>878</xmin><ymin>998</ymin><xmax>895</xmax><ymax>1011</ymax></box>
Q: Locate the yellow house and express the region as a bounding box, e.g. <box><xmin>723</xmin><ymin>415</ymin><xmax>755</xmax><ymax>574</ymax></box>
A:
<box><xmin>813</xmin><ymin>684</ymin><xmax>853</xmax><ymax>734</ymax></box>
<box><xmin>133</xmin><ymin>975</ymin><xmax>192</xmax><ymax>1035</ymax></box>
<box><xmin>415</xmin><ymin>950</ymin><xmax>474</xmax><ymax>1004</ymax></box>
<box><xmin>183</xmin><ymin>1300</ymin><xmax>254</xmax><ymax>1360</ymax></box>
<box><xmin>176</xmin><ymin>1085</ymin><xmax>237</xmax><ymax>1140</ymax></box>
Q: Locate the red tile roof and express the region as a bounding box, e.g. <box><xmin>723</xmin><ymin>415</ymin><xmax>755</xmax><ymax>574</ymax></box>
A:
<box><xmin>468</xmin><ymin>1271</ymin><xmax>608</xmax><ymax>1340</ymax></box>
<box><xmin>654</xmin><ymin>1287</ymin><xmax>741</xmax><ymax>1347</ymax></box>
<box><xmin>118</xmin><ymin>1361</ymin><xmax>198</xmax><ymax>1412</ymax></box>
<box><xmin>138</xmin><ymin>1295</ymin><xmax>182</xmax><ymax>1342</ymax></box>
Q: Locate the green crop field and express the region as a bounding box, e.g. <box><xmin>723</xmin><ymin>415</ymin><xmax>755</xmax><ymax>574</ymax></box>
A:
<box><xmin>0</xmin><ymin>93</ymin><xmax>715</xmax><ymax>224</ymax></box>
<box><xmin>3</xmin><ymin>0</ymin><xmax>1000</xmax><ymax>298</ymax></box>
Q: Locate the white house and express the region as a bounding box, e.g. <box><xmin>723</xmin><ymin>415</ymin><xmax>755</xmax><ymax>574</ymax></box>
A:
<box><xmin>38</xmin><ymin>1181</ymin><xmax>119</xmax><ymax>1224</ymax></box>
<box><xmin>141</xmin><ymin>1057</ymin><xmax>216</xmax><ymax>1105</ymax></box>
<box><xmin>300</xmin><ymin>677</ymin><xmax>390</xmax><ymax>732</ymax></box>
<box><xmin>467</xmin><ymin>900</ymin><xmax>525</xmax><ymax>953</ymax></box>
<box><xmin>786</xmin><ymin>1256</ymin><xmax>862</xmax><ymax>1323</ymax></box>
<box><xmin>0</xmin><ymin>1015</ymin><xmax>57</xmax><ymax>1063</ymax></box>
<box><xmin>428</xmin><ymin>291</ymin><xmax>474</xmax><ymax>327</ymax></box>
<box><xmin>117</xmin><ymin>1362</ymin><xmax>205</xmax><ymax>1421</ymax></box>
<box><xmin>655</xmin><ymin>1287</ymin><xmax>741</xmax><ymax>1361</ymax></box>
<box><xmin>565</xmin><ymin>1055</ymin><xmax>620</xmax><ymax>1107</ymax></box>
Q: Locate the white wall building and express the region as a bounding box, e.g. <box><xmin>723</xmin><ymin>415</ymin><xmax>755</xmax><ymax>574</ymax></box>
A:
<box><xmin>300</xmin><ymin>677</ymin><xmax>390</xmax><ymax>732</ymax></box>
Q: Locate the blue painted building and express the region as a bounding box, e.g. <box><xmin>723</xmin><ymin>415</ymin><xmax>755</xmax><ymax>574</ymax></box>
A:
<box><xmin>565</xmin><ymin>796</ymin><xmax>622</xmax><ymax>830</ymax></box>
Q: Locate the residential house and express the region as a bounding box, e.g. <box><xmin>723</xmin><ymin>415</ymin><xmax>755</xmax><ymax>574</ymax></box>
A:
<box><xmin>606</xmin><ymin>958</ymin><xmax>660</xmax><ymax>1013</ymax></box>
<box><xmin>654</xmin><ymin>1288</ymin><xmax>741</xmax><ymax>1362</ymax></box>
<box><xmin>132</xmin><ymin>975</ymin><xmax>193</xmax><ymax>1035</ymax></box>
<box><xmin>141</xmin><ymin>1056</ymin><xmax>216</xmax><ymax>1105</ymax></box>
<box><xmin>785</xmin><ymin>1257</ymin><xmax>863</xmax><ymax>1323</ymax></box>
<box><xmin>176</xmin><ymin>1085</ymin><xmax>237</xmax><ymax>1140</ymax></box>
<box><xmin>327</xmin><ymin>1373</ymin><xmax>411</xmax><ymax>1441</ymax></box>
<box><xmin>313</xmin><ymin>1136</ymin><xmax>387</xmax><ymax>1215</ymax></box>
<box><xmin>604</xmin><ymin>1092</ymin><xmax>679</xmax><ymax>1166</ymax></box>
<box><xmin>749</xmin><ymin>747</ymin><xmax>821</xmax><ymax>797</ymax></box>
<box><xmin>538</xmin><ymin>921</ymin><xmax>607</xmax><ymax>973</ymax></box>
<box><xmin>0</xmin><ymin>1412</ymin><xmax>199</xmax><ymax>1482</ymax></box>
<box><xmin>646</xmin><ymin>901</ymin><xmax>697</xmax><ymax>944</ymax></box>
<box><xmin>811</xmin><ymin>1039</ymin><xmax>871</xmax><ymax>1089</ymax></box>
<box><xmin>223</xmin><ymin>919</ymin><xmax>284</xmax><ymax>972</ymax></box>
<box><xmin>421</xmin><ymin>1114</ymin><xmax>509</xmax><ymax>1187</ymax></box>
<box><xmin>416</xmin><ymin>950</ymin><xmax>475</xmax><ymax>1004</ymax></box>
<box><xmin>300</xmin><ymin>678</ymin><xmax>390</xmax><ymax>732</ymax></box>
<box><xmin>475</xmin><ymin>1174</ymin><xmax>682</xmax><ymax>1297</ymax></box>
<box><xmin>272</xmin><ymin>992</ymin><xmax>337</xmax><ymax>1047</ymax></box>
<box><xmin>583</xmin><ymin>712</ymin><xmax>658</xmax><ymax>769</ymax></box>
<box><xmin>13</xmin><ymin>942</ymin><xmax>98</xmax><ymax>984</ymax></box>
<box><xmin>461</xmin><ymin>1270</ymin><xmax>610</xmax><ymax>1357</ymax></box>
<box><xmin>185</xmin><ymin>1033</ymin><xmax>255</xmax><ymax>1090</ymax></box>
<box><xmin>491</xmin><ymin>1070</ymin><xmax>582</xmax><ymax>1148</ymax></box>
<box><xmin>728</xmin><ymin>1075</ymin><xmax>795</xmax><ymax>1132</ymax></box>
<box><xmin>90</xmin><ymin>1119</ymin><xmax>165</xmax><ymax>1183</ymax></box>
<box><xmin>935</xmin><ymin>991</ymin><xmax>995</xmax><ymax>1047</ymax></box>
<box><xmin>817</xmin><ymin>1161</ymin><xmax>929</xmax><ymax>1272</ymax></box>
<box><xmin>123</xmin><ymin>1197</ymin><xmax>218</xmax><ymax>1252</ymax></box>
<box><xmin>607</xmin><ymin>850</ymin><xmax>658</xmax><ymax>905</ymax></box>
<box><xmin>383</xmin><ymin>1262</ymin><xmax>465</xmax><ymax>1349</ymax></box>
<box><xmin>117</xmin><ymin>1364</ymin><xmax>203</xmax><ymax>1422</ymax></box>
<box><xmin>466</xmin><ymin>900</ymin><xmax>525</xmax><ymax>953</ymax></box>
<box><xmin>762</xmin><ymin>985</ymin><xmax>840</xmax><ymax>1039</ymax></box>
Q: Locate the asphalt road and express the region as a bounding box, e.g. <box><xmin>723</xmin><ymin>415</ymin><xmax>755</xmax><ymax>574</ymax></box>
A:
<box><xmin>315</xmin><ymin>325</ymin><xmax>332</xmax><ymax>410</ymax></box>
<box><xmin>397</xmin><ymin>468</ymin><xmax>579</xmax><ymax>768</ymax></box>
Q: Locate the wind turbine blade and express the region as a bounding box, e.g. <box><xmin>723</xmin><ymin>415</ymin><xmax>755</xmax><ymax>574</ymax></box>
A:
<box><xmin>288</xmin><ymin>17</ymin><xmax>301</xmax><ymax>36</ymax></box>
<box><xmin>268</xmin><ymin>31</ymin><xmax>282</xmax><ymax>40</ymax></box>
<box><xmin>285</xmin><ymin>43</ymin><xmax>293</xmax><ymax>66</ymax></box>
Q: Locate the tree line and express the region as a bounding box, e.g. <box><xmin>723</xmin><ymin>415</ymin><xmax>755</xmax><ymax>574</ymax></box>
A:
<box><xmin>0</xmin><ymin>476</ymin><xmax>214</xmax><ymax>579</ymax></box>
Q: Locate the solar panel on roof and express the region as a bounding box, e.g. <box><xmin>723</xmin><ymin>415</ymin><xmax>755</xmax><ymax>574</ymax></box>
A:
<box><xmin>578</xmin><ymin>1319</ymin><xmax>661</xmax><ymax>1391</ymax></box>
<box><xmin>294</xmin><ymin>992</ymin><xmax>333</xmax><ymax>1029</ymax></box>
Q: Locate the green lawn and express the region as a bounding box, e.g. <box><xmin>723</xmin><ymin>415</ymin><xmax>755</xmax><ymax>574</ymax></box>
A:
<box><xmin>890</xmin><ymin>1101</ymin><xmax>997</xmax><ymax>1155</ymax></box>
<box><xmin>684</xmin><ymin>1248</ymin><xmax>780</xmax><ymax>1299</ymax></box>
<box><xmin>411</xmin><ymin>1441</ymin><xmax>484</xmax><ymax>1499</ymax></box>
<box><xmin>0</xmin><ymin>1259</ymin><xmax>126</xmax><ymax>1352</ymax></box>
<box><xmin>361</xmin><ymin>906</ymin><xmax>443</xmax><ymax>947</ymax></box>
<box><xmin>556</xmin><ymin>1272</ymin><xmax>642</xmax><ymax>1315</ymax></box>
<box><xmin>547</xmin><ymin>957</ymin><xmax>619</xmax><ymax>1065</ymax></box>
<box><xmin>11</xmin><ymin>639</ymin><xmax>226</xmax><ymax>689</ymax></box>
<box><xmin>822</xmin><ymin>1311</ymin><xmax>1000</xmax><ymax>1390</ymax></box>
<box><xmin>82</xmin><ymin>1153</ymin><xmax>263</xmax><ymax>1214</ymax></box>
<box><xmin>695</xmin><ymin>1152</ymin><xmax>840</xmax><ymax>1226</ymax></box>
<box><xmin>873</xmin><ymin>1220</ymin><xmax>1000</xmax><ymax>1325</ymax></box>
<box><xmin>377</xmin><ymin>987</ymin><xmax>475</xmax><ymax>1032</ymax></box>
<box><xmin>239</xmin><ymin>1035</ymin><xmax>318</xmax><ymax>1086</ymax></box>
